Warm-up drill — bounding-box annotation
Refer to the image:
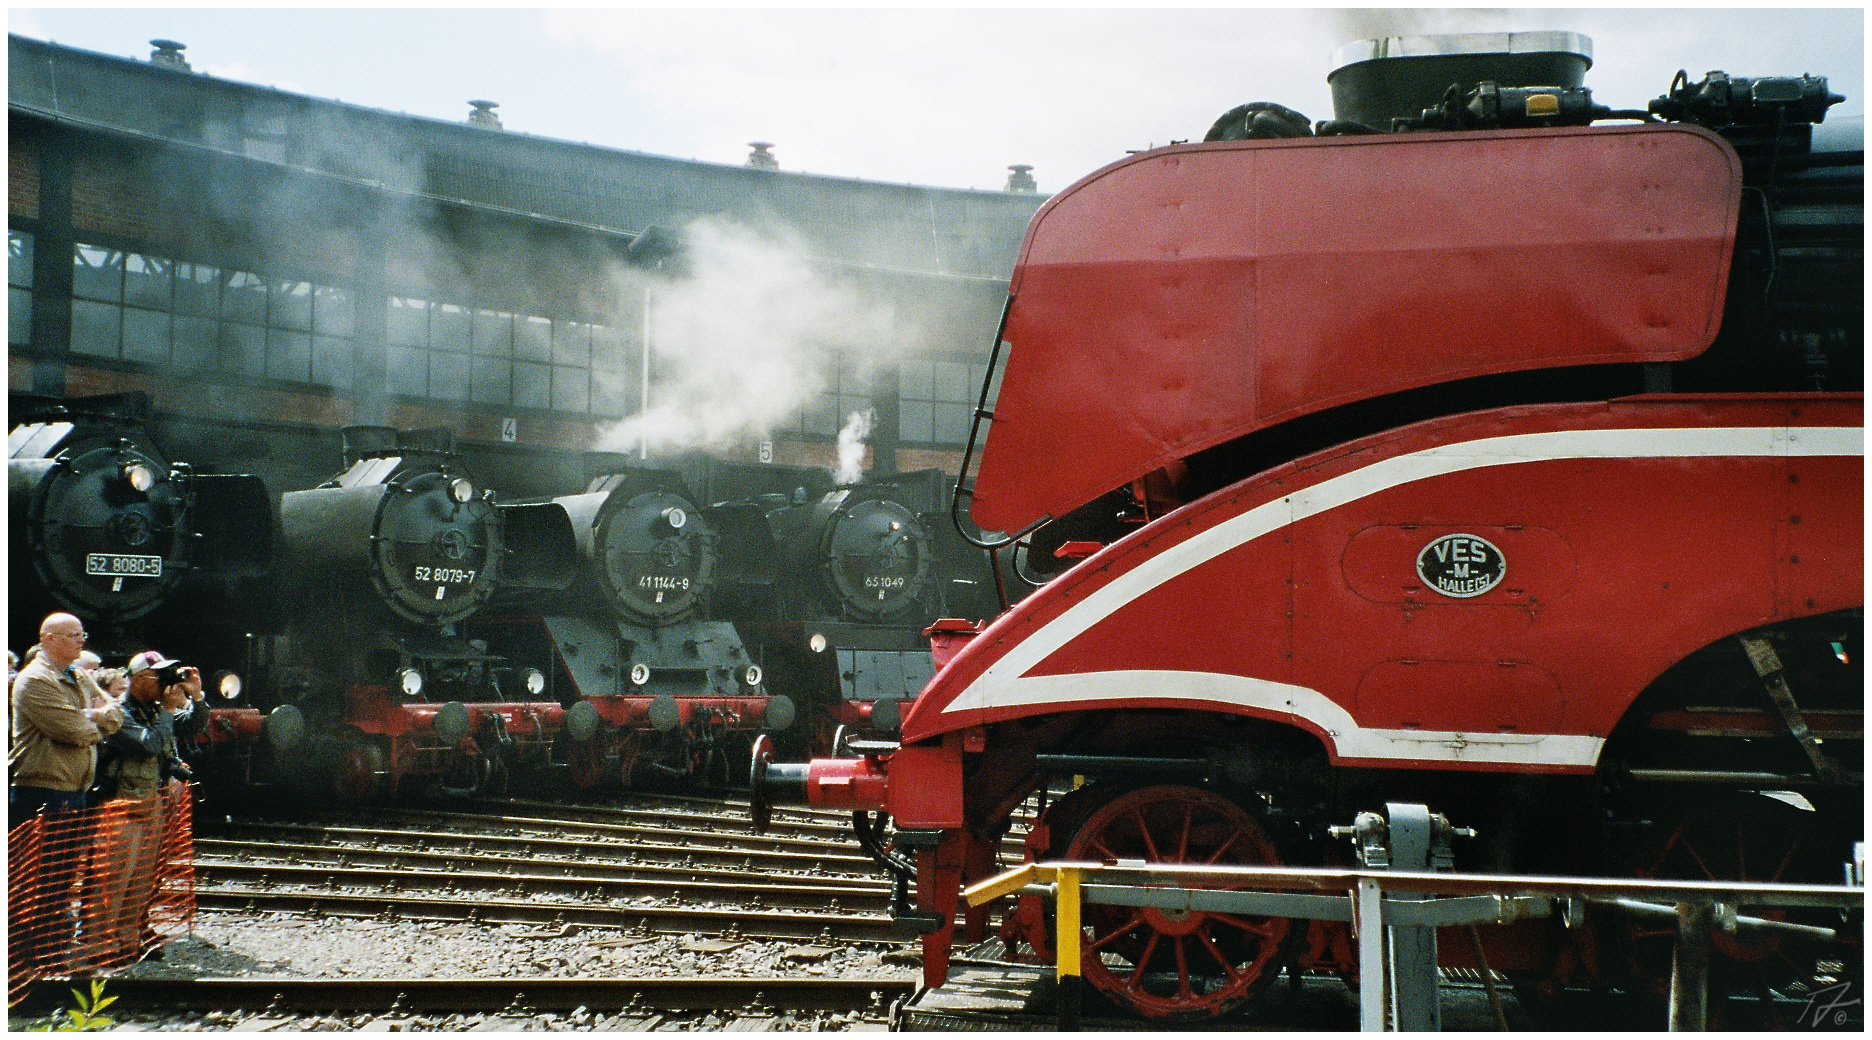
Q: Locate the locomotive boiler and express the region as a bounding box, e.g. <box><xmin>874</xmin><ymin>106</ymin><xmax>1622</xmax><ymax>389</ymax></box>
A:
<box><xmin>753</xmin><ymin>31</ymin><xmax>1863</xmax><ymax>1021</ymax></box>
<box><xmin>212</xmin><ymin>425</ymin><xmax>577</xmax><ymax>801</ymax></box>
<box><xmin>470</xmin><ymin>465</ymin><xmax>787</xmax><ymax>789</ymax></box>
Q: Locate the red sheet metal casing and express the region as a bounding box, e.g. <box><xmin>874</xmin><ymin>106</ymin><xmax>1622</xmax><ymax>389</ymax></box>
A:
<box><xmin>915</xmin><ymin>396</ymin><xmax>1862</xmax><ymax>773</ymax></box>
<box><xmin>970</xmin><ymin>125</ymin><xmax>1742</xmax><ymax>534</ymax></box>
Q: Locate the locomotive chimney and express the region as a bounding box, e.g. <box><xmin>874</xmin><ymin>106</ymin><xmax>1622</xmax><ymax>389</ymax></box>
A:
<box><xmin>1004</xmin><ymin>164</ymin><xmax>1037</xmax><ymax>193</ymax></box>
<box><xmin>341</xmin><ymin>425</ymin><xmax>398</xmax><ymax>467</ymax></box>
<box><xmin>149</xmin><ymin>39</ymin><xmax>192</xmax><ymax>72</ymax></box>
<box><xmin>746</xmin><ymin>142</ymin><xmax>779</xmax><ymax>169</ymax></box>
<box><xmin>467</xmin><ymin>99</ymin><xmax>504</xmax><ymax>130</ymax></box>
<box><xmin>1328</xmin><ymin>31</ymin><xmax>1592</xmax><ymax>129</ymax></box>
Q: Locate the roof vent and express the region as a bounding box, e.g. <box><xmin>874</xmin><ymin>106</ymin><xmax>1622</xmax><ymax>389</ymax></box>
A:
<box><xmin>1004</xmin><ymin>164</ymin><xmax>1037</xmax><ymax>193</ymax></box>
<box><xmin>747</xmin><ymin>142</ymin><xmax>779</xmax><ymax>170</ymax></box>
<box><xmin>467</xmin><ymin>100</ymin><xmax>504</xmax><ymax>130</ymax></box>
<box><xmin>1328</xmin><ymin>31</ymin><xmax>1592</xmax><ymax>130</ymax></box>
<box><xmin>149</xmin><ymin>39</ymin><xmax>191</xmax><ymax>72</ymax></box>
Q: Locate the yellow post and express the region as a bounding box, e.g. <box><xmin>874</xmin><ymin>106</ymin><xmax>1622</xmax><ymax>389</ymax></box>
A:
<box><xmin>1055</xmin><ymin>864</ymin><xmax>1082</xmax><ymax>1030</ymax></box>
<box><xmin>1056</xmin><ymin>865</ymin><xmax>1082</xmax><ymax>978</ymax></box>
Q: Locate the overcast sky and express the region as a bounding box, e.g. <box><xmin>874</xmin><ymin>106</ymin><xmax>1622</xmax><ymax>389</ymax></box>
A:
<box><xmin>10</xmin><ymin>7</ymin><xmax>1865</xmax><ymax>193</ymax></box>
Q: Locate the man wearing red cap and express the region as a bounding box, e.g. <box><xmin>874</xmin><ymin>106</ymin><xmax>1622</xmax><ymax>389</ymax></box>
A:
<box><xmin>90</xmin><ymin>650</ymin><xmax>203</xmax><ymax>962</ymax></box>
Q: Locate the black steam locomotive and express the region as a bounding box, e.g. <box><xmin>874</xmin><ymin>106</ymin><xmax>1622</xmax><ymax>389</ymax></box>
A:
<box><xmin>686</xmin><ymin>461</ymin><xmax>1005</xmax><ymax>757</ymax></box>
<box><xmin>8</xmin><ymin>392</ymin><xmax>270</xmax><ymax>670</ymax></box>
<box><xmin>471</xmin><ymin>463</ymin><xmax>786</xmax><ymax>790</ymax></box>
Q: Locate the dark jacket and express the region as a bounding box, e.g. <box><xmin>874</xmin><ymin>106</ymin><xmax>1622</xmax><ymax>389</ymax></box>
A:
<box><xmin>99</xmin><ymin>694</ymin><xmax>200</xmax><ymax>800</ymax></box>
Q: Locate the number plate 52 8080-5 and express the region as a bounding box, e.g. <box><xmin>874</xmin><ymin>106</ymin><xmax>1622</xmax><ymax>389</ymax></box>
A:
<box><xmin>86</xmin><ymin>553</ymin><xmax>163</xmax><ymax>577</ymax></box>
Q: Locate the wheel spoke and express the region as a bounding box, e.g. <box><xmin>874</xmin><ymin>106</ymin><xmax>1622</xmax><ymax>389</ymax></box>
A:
<box><xmin>1209</xmin><ymin>911</ymin><xmax>1284</xmax><ymax>940</ymax></box>
<box><xmin>1131</xmin><ymin>807</ymin><xmax>1163</xmax><ymax>861</ymax></box>
<box><xmin>1649</xmin><ymin>818</ymin><xmax>1690</xmax><ymax>876</ymax></box>
<box><xmin>1086</xmin><ymin>909</ymin><xmax>1145</xmax><ymax>954</ymax></box>
<box><xmin>1173</xmin><ymin>935</ymin><xmax>1194</xmax><ymax>1000</ymax></box>
<box><xmin>1202</xmin><ymin>826</ymin><xmax>1248</xmax><ymax>865</ymax></box>
<box><xmin>1770</xmin><ymin>832</ymin><xmax>1800</xmax><ymax>884</ymax></box>
<box><xmin>1127</xmin><ymin>931</ymin><xmax>1162</xmax><ymax>990</ymax></box>
<box><xmin>1195</xmin><ymin>923</ymin><xmax>1245</xmax><ymax>979</ymax></box>
<box><xmin>1177</xmin><ymin>801</ymin><xmax>1194</xmax><ymax>862</ymax></box>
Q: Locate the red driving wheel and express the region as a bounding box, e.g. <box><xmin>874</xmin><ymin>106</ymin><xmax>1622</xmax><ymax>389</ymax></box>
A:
<box><xmin>1061</xmin><ymin>784</ymin><xmax>1293</xmax><ymax>1020</ymax></box>
<box><xmin>1620</xmin><ymin>799</ymin><xmax>1837</xmax><ymax>1005</ymax></box>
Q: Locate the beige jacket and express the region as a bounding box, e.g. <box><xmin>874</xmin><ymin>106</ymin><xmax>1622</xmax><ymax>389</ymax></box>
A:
<box><xmin>9</xmin><ymin>655</ymin><xmax>123</xmax><ymax>792</ymax></box>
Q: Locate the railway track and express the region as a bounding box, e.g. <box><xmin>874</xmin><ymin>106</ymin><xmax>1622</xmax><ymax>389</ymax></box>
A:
<box><xmin>193</xmin><ymin>795</ymin><xmax>913</xmax><ymax>943</ymax></box>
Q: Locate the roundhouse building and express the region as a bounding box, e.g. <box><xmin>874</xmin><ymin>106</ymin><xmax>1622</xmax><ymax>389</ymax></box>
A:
<box><xmin>7</xmin><ymin>33</ymin><xmax>1047</xmax><ymax>499</ymax></box>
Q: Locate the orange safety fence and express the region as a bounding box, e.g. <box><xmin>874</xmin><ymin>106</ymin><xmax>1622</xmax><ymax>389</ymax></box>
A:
<box><xmin>8</xmin><ymin>783</ymin><xmax>194</xmax><ymax>1005</ymax></box>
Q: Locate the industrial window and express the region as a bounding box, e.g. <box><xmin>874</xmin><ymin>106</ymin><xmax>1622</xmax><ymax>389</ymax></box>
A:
<box><xmin>590</xmin><ymin>323</ymin><xmax>634</xmax><ymax>418</ymax></box>
<box><xmin>68</xmin><ymin>243</ymin><xmax>354</xmax><ymax>387</ymax></box>
<box><xmin>8</xmin><ymin>231</ymin><xmax>31</xmax><ymax>349</ymax></box>
<box><xmin>899</xmin><ymin>357</ymin><xmax>993</xmax><ymax>446</ymax></box>
<box><xmin>384</xmin><ymin>296</ymin><xmax>632</xmax><ymax>417</ymax></box>
<box><xmin>799</xmin><ymin>351</ymin><xmax>872</xmax><ymax>439</ymax></box>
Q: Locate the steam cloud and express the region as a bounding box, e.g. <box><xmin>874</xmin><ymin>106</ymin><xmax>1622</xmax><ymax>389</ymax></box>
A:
<box><xmin>834</xmin><ymin>408</ymin><xmax>876</xmax><ymax>485</ymax></box>
<box><xmin>591</xmin><ymin>217</ymin><xmax>905</xmax><ymax>466</ymax></box>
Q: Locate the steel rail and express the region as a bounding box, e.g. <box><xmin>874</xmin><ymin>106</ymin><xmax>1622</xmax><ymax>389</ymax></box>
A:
<box><xmin>194</xmin><ymin>860</ymin><xmax>892</xmax><ymax>914</ymax></box>
<box><xmin>209</xmin><ymin>819</ymin><xmax>880</xmax><ymax>875</ymax></box>
<box><xmin>195</xmin><ymin>837</ymin><xmax>891</xmax><ymax>892</ymax></box>
<box><xmin>194</xmin><ymin>887</ymin><xmax>900</xmax><ymax>942</ymax></box>
<box><xmin>90</xmin><ymin>975</ymin><xmax>916</xmax><ymax>1014</ymax></box>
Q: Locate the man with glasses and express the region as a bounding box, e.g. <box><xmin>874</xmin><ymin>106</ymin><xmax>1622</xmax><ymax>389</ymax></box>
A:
<box><xmin>10</xmin><ymin>612</ymin><xmax>124</xmax><ymax>972</ymax></box>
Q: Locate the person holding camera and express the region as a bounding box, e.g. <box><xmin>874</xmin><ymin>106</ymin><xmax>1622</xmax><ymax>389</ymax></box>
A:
<box><xmin>88</xmin><ymin>650</ymin><xmax>203</xmax><ymax>963</ymax></box>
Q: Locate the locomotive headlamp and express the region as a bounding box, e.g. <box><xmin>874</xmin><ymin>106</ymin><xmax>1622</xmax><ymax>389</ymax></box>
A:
<box><xmin>123</xmin><ymin>463</ymin><xmax>159</xmax><ymax>492</ymax></box>
<box><xmin>449</xmin><ymin>477</ymin><xmax>475</xmax><ymax>504</ymax></box>
<box><xmin>398</xmin><ymin>667</ymin><xmax>425</xmax><ymax>697</ymax></box>
<box><xmin>522</xmin><ymin>667</ymin><xmax>547</xmax><ymax>697</ymax></box>
<box><xmin>808</xmin><ymin>633</ymin><xmax>829</xmax><ymax>654</ymax></box>
<box><xmin>742</xmin><ymin>665</ymin><xmax>763</xmax><ymax>688</ymax></box>
<box><xmin>661</xmin><ymin>506</ymin><xmax>688</xmax><ymax>530</ymax></box>
<box><xmin>629</xmin><ymin>662</ymin><xmax>652</xmax><ymax>686</ymax></box>
<box><xmin>216</xmin><ymin>670</ymin><xmax>243</xmax><ymax>701</ymax></box>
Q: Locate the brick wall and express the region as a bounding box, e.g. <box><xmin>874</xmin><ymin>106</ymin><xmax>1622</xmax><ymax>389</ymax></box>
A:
<box><xmin>9</xmin><ymin>141</ymin><xmax>38</xmax><ymax>221</ymax></box>
<box><xmin>71</xmin><ymin>154</ymin><xmax>155</xmax><ymax>240</ymax></box>
<box><xmin>62</xmin><ymin>362</ymin><xmax>354</xmax><ymax>426</ymax></box>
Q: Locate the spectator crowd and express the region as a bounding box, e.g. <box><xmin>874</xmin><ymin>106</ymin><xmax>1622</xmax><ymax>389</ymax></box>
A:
<box><xmin>9</xmin><ymin>611</ymin><xmax>203</xmax><ymax>982</ymax></box>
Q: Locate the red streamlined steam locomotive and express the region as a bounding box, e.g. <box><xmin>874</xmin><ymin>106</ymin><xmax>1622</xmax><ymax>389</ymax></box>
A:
<box><xmin>753</xmin><ymin>31</ymin><xmax>1863</xmax><ymax>1021</ymax></box>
